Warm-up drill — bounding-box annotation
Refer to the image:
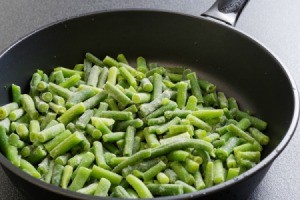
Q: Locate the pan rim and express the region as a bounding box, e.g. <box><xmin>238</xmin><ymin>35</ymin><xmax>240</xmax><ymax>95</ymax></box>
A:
<box><xmin>0</xmin><ymin>8</ymin><xmax>299</xmax><ymax>200</ymax></box>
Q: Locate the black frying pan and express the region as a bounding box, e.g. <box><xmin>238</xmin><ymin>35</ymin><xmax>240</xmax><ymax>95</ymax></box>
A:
<box><xmin>0</xmin><ymin>0</ymin><xmax>298</xmax><ymax>199</ymax></box>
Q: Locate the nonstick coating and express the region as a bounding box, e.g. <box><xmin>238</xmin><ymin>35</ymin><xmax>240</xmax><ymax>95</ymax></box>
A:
<box><xmin>0</xmin><ymin>10</ymin><xmax>298</xmax><ymax>200</ymax></box>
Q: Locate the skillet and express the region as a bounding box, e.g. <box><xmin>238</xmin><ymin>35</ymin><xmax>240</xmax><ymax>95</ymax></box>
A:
<box><xmin>0</xmin><ymin>0</ymin><xmax>298</xmax><ymax>199</ymax></box>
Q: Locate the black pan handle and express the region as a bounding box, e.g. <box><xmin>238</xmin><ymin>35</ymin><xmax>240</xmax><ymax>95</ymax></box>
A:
<box><xmin>202</xmin><ymin>0</ymin><xmax>249</xmax><ymax>26</ymax></box>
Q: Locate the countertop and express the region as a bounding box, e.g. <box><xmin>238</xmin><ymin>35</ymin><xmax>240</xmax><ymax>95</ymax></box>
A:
<box><xmin>0</xmin><ymin>0</ymin><xmax>300</xmax><ymax>199</ymax></box>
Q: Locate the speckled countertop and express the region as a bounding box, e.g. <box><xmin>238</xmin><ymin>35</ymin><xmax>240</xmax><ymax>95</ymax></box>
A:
<box><xmin>0</xmin><ymin>0</ymin><xmax>300</xmax><ymax>199</ymax></box>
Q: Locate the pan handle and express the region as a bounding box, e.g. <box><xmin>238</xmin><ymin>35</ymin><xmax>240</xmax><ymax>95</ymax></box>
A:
<box><xmin>202</xmin><ymin>0</ymin><xmax>249</xmax><ymax>26</ymax></box>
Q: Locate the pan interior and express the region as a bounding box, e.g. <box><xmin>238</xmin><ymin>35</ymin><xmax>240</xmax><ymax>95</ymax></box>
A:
<box><xmin>0</xmin><ymin>10</ymin><xmax>295</xmax><ymax>160</ymax></box>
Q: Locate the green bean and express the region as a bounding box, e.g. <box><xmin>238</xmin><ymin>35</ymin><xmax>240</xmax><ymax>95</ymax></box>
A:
<box><xmin>146</xmin><ymin>100</ymin><xmax>177</xmax><ymax>120</ymax></box>
<box><xmin>167</xmin><ymin>73</ymin><xmax>182</xmax><ymax>82</ymax></box>
<box><xmin>136</xmin><ymin>56</ymin><xmax>148</xmax><ymax>73</ymax></box>
<box><xmin>170</xmin><ymin>161</ymin><xmax>194</xmax><ymax>185</ymax></box>
<box><xmin>73</xmin><ymin>64</ymin><xmax>84</xmax><ymax>71</ymax></box>
<box><xmin>86</xmin><ymin>65</ymin><xmax>101</xmax><ymax>87</ymax></box>
<box><xmin>184</xmin><ymin>158</ymin><xmax>200</xmax><ymax>174</ymax></box>
<box><xmin>123</xmin><ymin>104</ymin><xmax>138</xmax><ymax>113</ymax></box>
<box><xmin>54</xmin><ymin>67</ymin><xmax>84</xmax><ymax>78</ymax></box>
<box><xmin>58</xmin><ymin>103</ymin><xmax>86</xmax><ymax>125</ymax></box>
<box><xmin>44</xmin><ymin>130</ymin><xmax>71</xmax><ymax>152</ymax></box>
<box><xmin>30</xmin><ymin>72</ymin><xmax>42</xmax><ymax>96</ymax></box>
<box><xmin>27</xmin><ymin>145</ymin><xmax>47</xmax><ymax>164</ymax></box>
<box><xmin>139</xmin><ymin>90</ymin><xmax>174</xmax><ymax>117</ymax></box>
<box><xmin>147</xmin><ymin>116</ymin><xmax>166</xmax><ymax>126</ymax></box>
<box><xmin>59</xmin><ymin>74</ymin><xmax>81</xmax><ymax>88</ymax></box>
<box><xmin>85</xmin><ymin>52</ymin><xmax>104</xmax><ymax>67</ymax></box>
<box><xmin>152</xmin><ymin>73</ymin><xmax>163</xmax><ymax>101</ymax></box>
<box><xmin>226</xmin><ymin>154</ymin><xmax>237</xmax><ymax>168</ymax></box>
<box><xmin>119</xmin><ymin>66</ymin><xmax>137</xmax><ymax>88</ymax></box>
<box><xmin>167</xmin><ymin>150</ymin><xmax>189</xmax><ymax>162</ymax></box>
<box><xmin>227</xmin><ymin>124</ymin><xmax>255</xmax><ymax>143</ymax></box>
<box><xmin>235</xmin><ymin>151</ymin><xmax>261</xmax><ymax>163</ymax></box>
<box><xmin>155</xmin><ymin>116</ymin><xmax>181</xmax><ymax>135</ymax></box>
<box><xmin>77</xmin><ymin>183</ymin><xmax>98</xmax><ymax>195</ymax></box>
<box><xmin>216</xmin><ymin>137</ymin><xmax>241</xmax><ymax>160</ymax></box>
<box><xmin>217</xmin><ymin>92</ymin><xmax>228</xmax><ymax>109</ymax></box>
<box><xmin>0</xmin><ymin>102</ymin><xmax>19</xmax><ymax>120</ymax></box>
<box><xmin>41</xmin><ymin>92</ymin><xmax>53</xmax><ymax>103</ymax></box>
<box><xmin>49</xmin><ymin>83</ymin><xmax>73</xmax><ymax>100</ymax></box>
<box><xmin>141</xmin><ymin>78</ymin><xmax>153</xmax><ymax>92</ymax></box>
<box><xmin>233</xmin><ymin>142</ymin><xmax>262</xmax><ymax>154</ymax></box>
<box><xmin>114</xmin><ymin>186</ymin><xmax>131</xmax><ymax>198</ymax></box>
<box><xmin>113</xmin><ymin>149</ymin><xmax>151</xmax><ymax>173</ymax></box>
<box><xmin>106</xmin><ymin>66</ymin><xmax>118</xmax><ymax>85</ymax></box>
<box><xmin>132</xmin><ymin>93</ymin><xmax>151</xmax><ymax>104</ymax></box>
<box><xmin>69</xmin><ymin>167</ymin><xmax>92</xmax><ymax>191</ymax></box>
<box><xmin>51</xmin><ymin>164</ymin><xmax>64</xmax><ymax>186</ymax></box>
<box><xmin>76</xmin><ymin>109</ymin><xmax>93</xmax><ymax>129</ymax></box>
<box><xmin>123</xmin><ymin>126</ymin><xmax>135</xmax><ymax>157</ymax></box>
<box><xmin>55</xmin><ymin>153</ymin><xmax>71</xmax><ymax>166</ymax></box>
<box><xmin>20</xmin><ymin>159</ymin><xmax>41</xmax><ymax>179</ymax></box>
<box><xmin>61</xmin><ymin>165</ymin><xmax>73</xmax><ymax>189</ymax></box>
<box><xmin>143</xmin><ymin>161</ymin><xmax>166</xmax><ymax>181</ymax></box>
<box><xmin>213</xmin><ymin>159</ymin><xmax>225</xmax><ymax>184</ymax></box>
<box><xmin>227</xmin><ymin>98</ymin><xmax>238</xmax><ymax>111</ymax></box>
<box><xmin>16</xmin><ymin>123</ymin><xmax>29</xmax><ymax>140</ymax></box>
<box><xmin>85</xmin><ymin>124</ymin><xmax>102</xmax><ymax>139</ymax></box>
<box><xmin>50</xmin><ymin>131</ymin><xmax>84</xmax><ymax>158</ymax></box>
<box><xmin>94</xmin><ymin>102</ymin><xmax>109</xmax><ymax>117</ymax></box>
<box><xmin>16</xmin><ymin>113</ymin><xmax>30</xmax><ymax>124</ymax></box>
<box><xmin>204</xmin><ymin>161</ymin><xmax>214</xmax><ymax>187</ymax></box>
<box><xmin>117</xmin><ymin>54</ymin><xmax>128</xmax><ymax>64</ymax></box>
<box><xmin>145</xmin><ymin>67</ymin><xmax>166</xmax><ymax>77</ymax></box>
<box><xmin>235</xmin><ymin>110</ymin><xmax>267</xmax><ymax>131</ymax></box>
<box><xmin>66</xmin><ymin>88</ymin><xmax>95</xmax><ymax>108</ymax></box>
<box><xmin>91</xmin><ymin>117</ymin><xmax>112</xmax><ymax>135</ymax></box>
<box><xmin>83</xmin><ymin>59</ymin><xmax>92</xmax><ymax>81</ymax></box>
<box><xmin>186</xmin><ymin>72</ymin><xmax>203</xmax><ymax>103</ymax></box>
<box><xmin>160</xmin><ymin>132</ymin><xmax>191</xmax><ymax>145</ymax></box>
<box><xmin>104</xmin><ymin>82</ymin><xmax>131</xmax><ymax>107</ymax></box>
<box><xmin>186</xmin><ymin>114</ymin><xmax>212</xmax><ymax>132</ymax></box>
<box><xmin>11</xmin><ymin>84</ymin><xmax>22</xmax><ymax>104</ymax></box>
<box><xmin>168</xmin><ymin>124</ymin><xmax>194</xmax><ymax>136</ymax></box>
<box><xmin>91</xmin><ymin>165</ymin><xmax>123</xmax><ymax>185</ymax></box>
<box><xmin>53</xmin><ymin>70</ymin><xmax>65</xmax><ymax>84</ymax></box>
<box><xmin>44</xmin><ymin>160</ymin><xmax>55</xmax><ymax>183</ymax></box>
<box><xmin>147</xmin><ymin>184</ymin><xmax>183</xmax><ymax>196</ymax></box>
<box><xmin>175</xmin><ymin>180</ymin><xmax>197</xmax><ymax>193</ymax></box>
<box><xmin>94</xmin><ymin>178</ymin><xmax>111</xmax><ymax>197</ymax></box>
<box><xmin>194</xmin><ymin>170</ymin><xmax>206</xmax><ymax>190</ymax></box>
<box><xmin>126</xmin><ymin>174</ymin><xmax>153</xmax><ymax>198</ymax></box>
<box><xmin>38</xmin><ymin>123</ymin><xmax>65</xmax><ymax>143</ymax></box>
<box><xmin>20</xmin><ymin>94</ymin><xmax>38</xmax><ymax>120</ymax></box>
<box><xmin>176</xmin><ymin>81</ymin><xmax>188</xmax><ymax>109</ymax></box>
<box><xmin>198</xmin><ymin>79</ymin><xmax>216</xmax><ymax>93</ymax></box>
<box><xmin>91</xmin><ymin>141</ymin><xmax>109</xmax><ymax>169</ymax></box>
<box><xmin>226</xmin><ymin>168</ymin><xmax>240</xmax><ymax>181</ymax></box>
<box><xmin>97</xmin><ymin>111</ymin><xmax>133</xmax><ymax>121</ymax></box>
<box><xmin>96</xmin><ymin>66</ymin><xmax>108</xmax><ymax>88</ymax></box>
<box><xmin>164</xmin><ymin>110</ymin><xmax>192</xmax><ymax>120</ymax></box>
<box><xmin>249</xmin><ymin>127</ymin><xmax>270</xmax><ymax>145</ymax></box>
<box><xmin>204</xmin><ymin>92</ymin><xmax>218</xmax><ymax>107</ymax></box>
<box><xmin>203</xmin><ymin>133</ymin><xmax>220</xmax><ymax>143</ymax></box>
<box><xmin>192</xmin><ymin>109</ymin><xmax>224</xmax><ymax>119</ymax></box>
<box><xmin>38</xmin><ymin>157</ymin><xmax>50</xmax><ymax>175</ymax></box>
<box><xmin>8</xmin><ymin>133</ymin><xmax>20</xmax><ymax>147</ymax></box>
<box><xmin>72</xmin><ymin>152</ymin><xmax>95</xmax><ymax>179</ymax></box>
<box><xmin>8</xmin><ymin>108</ymin><xmax>24</xmax><ymax>121</ymax></box>
<box><xmin>7</xmin><ymin>145</ymin><xmax>20</xmax><ymax>167</ymax></box>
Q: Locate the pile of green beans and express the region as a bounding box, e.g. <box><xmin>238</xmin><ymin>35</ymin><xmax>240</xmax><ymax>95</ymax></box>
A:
<box><xmin>0</xmin><ymin>53</ymin><xmax>270</xmax><ymax>198</ymax></box>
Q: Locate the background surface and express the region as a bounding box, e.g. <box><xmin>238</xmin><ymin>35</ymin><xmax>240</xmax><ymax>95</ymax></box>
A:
<box><xmin>0</xmin><ymin>0</ymin><xmax>299</xmax><ymax>199</ymax></box>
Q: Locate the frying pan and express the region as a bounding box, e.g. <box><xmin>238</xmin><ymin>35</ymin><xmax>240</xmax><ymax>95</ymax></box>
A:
<box><xmin>0</xmin><ymin>0</ymin><xmax>298</xmax><ymax>199</ymax></box>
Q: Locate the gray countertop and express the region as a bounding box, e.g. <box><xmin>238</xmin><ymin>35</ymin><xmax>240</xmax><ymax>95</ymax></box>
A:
<box><xmin>0</xmin><ymin>0</ymin><xmax>300</xmax><ymax>199</ymax></box>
